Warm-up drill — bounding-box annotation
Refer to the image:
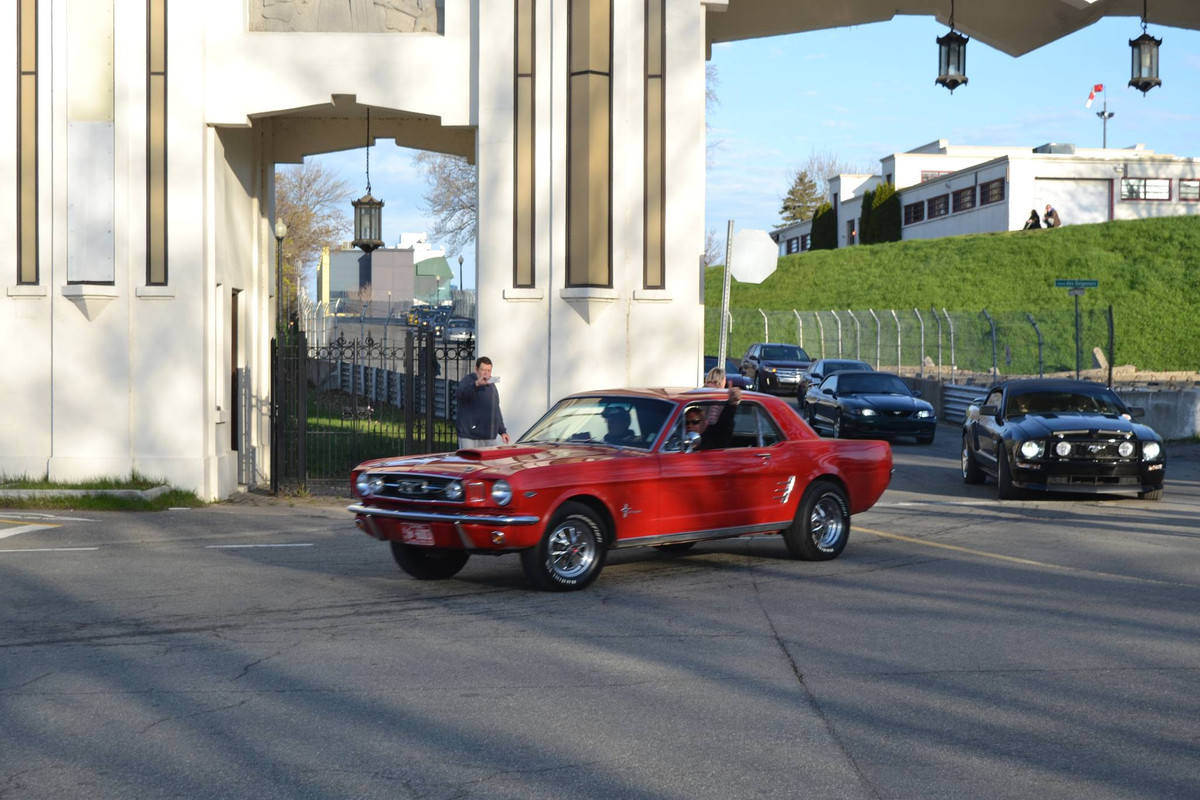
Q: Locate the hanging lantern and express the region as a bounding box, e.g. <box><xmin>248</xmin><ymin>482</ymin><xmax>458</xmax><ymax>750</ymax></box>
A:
<box><xmin>935</xmin><ymin>0</ymin><xmax>968</xmax><ymax>93</ymax></box>
<box><xmin>351</xmin><ymin>108</ymin><xmax>385</xmax><ymax>253</ymax></box>
<box><xmin>1129</xmin><ymin>0</ymin><xmax>1161</xmax><ymax>95</ymax></box>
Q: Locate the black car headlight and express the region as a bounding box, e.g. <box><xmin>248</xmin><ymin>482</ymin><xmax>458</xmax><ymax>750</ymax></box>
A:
<box><xmin>1018</xmin><ymin>440</ymin><xmax>1045</xmax><ymax>459</ymax></box>
<box><xmin>915</xmin><ymin>409</ymin><xmax>933</xmax><ymax>419</ymax></box>
<box><xmin>1117</xmin><ymin>441</ymin><xmax>1135</xmax><ymax>458</ymax></box>
<box><xmin>1054</xmin><ymin>441</ymin><xmax>1073</xmax><ymax>457</ymax></box>
<box><xmin>858</xmin><ymin>408</ymin><xmax>878</xmax><ymax>417</ymax></box>
<box><xmin>1142</xmin><ymin>442</ymin><xmax>1162</xmax><ymax>461</ymax></box>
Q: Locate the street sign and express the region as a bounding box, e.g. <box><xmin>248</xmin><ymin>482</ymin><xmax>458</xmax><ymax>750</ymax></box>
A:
<box><xmin>1067</xmin><ymin>287</ymin><xmax>1086</xmax><ymax>296</ymax></box>
<box><xmin>1055</xmin><ymin>279</ymin><xmax>1099</xmax><ymax>288</ymax></box>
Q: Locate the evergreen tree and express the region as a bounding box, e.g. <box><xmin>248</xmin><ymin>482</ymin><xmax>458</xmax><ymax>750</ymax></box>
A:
<box><xmin>779</xmin><ymin>170</ymin><xmax>821</xmax><ymax>224</ymax></box>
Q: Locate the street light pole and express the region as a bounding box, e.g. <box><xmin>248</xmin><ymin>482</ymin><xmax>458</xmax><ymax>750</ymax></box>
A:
<box><xmin>457</xmin><ymin>254</ymin><xmax>463</xmax><ymax>292</ymax></box>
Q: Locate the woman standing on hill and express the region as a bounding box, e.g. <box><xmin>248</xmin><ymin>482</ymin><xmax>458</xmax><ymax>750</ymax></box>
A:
<box><xmin>1022</xmin><ymin>210</ymin><xmax>1042</xmax><ymax>230</ymax></box>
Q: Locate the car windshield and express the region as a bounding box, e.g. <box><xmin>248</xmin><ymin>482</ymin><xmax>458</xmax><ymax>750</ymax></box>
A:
<box><xmin>760</xmin><ymin>345</ymin><xmax>808</xmax><ymax>361</ymax></box>
<box><xmin>519</xmin><ymin>396</ymin><xmax>674</xmax><ymax>450</ymax></box>
<box><xmin>838</xmin><ymin>374</ymin><xmax>910</xmax><ymax>395</ymax></box>
<box><xmin>1006</xmin><ymin>388</ymin><xmax>1126</xmax><ymax>416</ymax></box>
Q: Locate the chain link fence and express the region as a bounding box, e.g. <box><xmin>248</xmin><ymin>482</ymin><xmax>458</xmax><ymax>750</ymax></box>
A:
<box><xmin>706</xmin><ymin>307</ymin><xmax>1116</xmax><ymax>383</ymax></box>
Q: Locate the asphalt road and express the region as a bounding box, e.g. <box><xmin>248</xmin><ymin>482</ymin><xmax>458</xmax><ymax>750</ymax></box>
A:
<box><xmin>2</xmin><ymin>429</ymin><xmax>1198</xmax><ymax>799</ymax></box>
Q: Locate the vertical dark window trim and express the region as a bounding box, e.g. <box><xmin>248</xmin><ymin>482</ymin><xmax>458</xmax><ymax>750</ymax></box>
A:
<box><xmin>146</xmin><ymin>0</ymin><xmax>168</xmax><ymax>285</ymax></box>
<box><xmin>566</xmin><ymin>0</ymin><xmax>613</xmax><ymax>288</ymax></box>
<box><xmin>642</xmin><ymin>0</ymin><xmax>665</xmax><ymax>290</ymax></box>
<box><xmin>513</xmin><ymin>0</ymin><xmax>535</xmax><ymax>288</ymax></box>
<box><xmin>17</xmin><ymin>0</ymin><xmax>39</xmax><ymax>285</ymax></box>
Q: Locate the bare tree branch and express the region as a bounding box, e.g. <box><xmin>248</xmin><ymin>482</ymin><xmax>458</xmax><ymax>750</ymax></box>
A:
<box><xmin>414</xmin><ymin>150</ymin><xmax>477</xmax><ymax>258</ymax></box>
<box><xmin>275</xmin><ymin>160</ymin><xmax>354</xmax><ymax>297</ymax></box>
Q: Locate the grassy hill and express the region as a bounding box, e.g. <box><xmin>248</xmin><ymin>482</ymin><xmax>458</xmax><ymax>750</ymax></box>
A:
<box><xmin>705</xmin><ymin>216</ymin><xmax>1200</xmax><ymax>374</ymax></box>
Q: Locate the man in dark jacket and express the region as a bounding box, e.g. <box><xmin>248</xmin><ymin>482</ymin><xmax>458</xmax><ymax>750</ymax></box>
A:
<box><xmin>456</xmin><ymin>356</ymin><xmax>509</xmax><ymax>448</ymax></box>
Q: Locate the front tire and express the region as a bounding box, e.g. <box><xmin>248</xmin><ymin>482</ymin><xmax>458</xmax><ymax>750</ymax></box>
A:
<box><xmin>997</xmin><ymin>447</ymin><xmax>1020</xmax><ymax>500</ymax></box>
<box><xmin>962</xmin><ymin>437</ymin><xmax>985</xmax><ymax>484</ymax></box>
<box><xmin>389</xmin><ymin>542</ymin><xmax>470</xmax><ymax>580</ymax></box>
<box><xmin>783</xmin><ymin>480</ymin><xmax>850</xmax><ymax>561</ymax></box>
<box><xmin>521</xmin><ymin>501</ymin><xmax>607</xmax><ymax>591</ymax></box>
<box><xmin>832</xmin><ymin>411</ymin><xmax>846</xmax><ymax>439</ymax></box>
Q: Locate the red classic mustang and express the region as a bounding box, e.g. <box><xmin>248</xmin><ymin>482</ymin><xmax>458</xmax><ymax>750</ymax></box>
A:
<box><xmin>349</xmin><ymin>388</ymin><xmax>893</xmax><ymax>591</ymax></box>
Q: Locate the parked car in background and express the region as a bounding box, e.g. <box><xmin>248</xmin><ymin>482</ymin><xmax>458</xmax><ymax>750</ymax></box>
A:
<box><xmin>740</xmin><ymin>343</ymin><xmax>812</xmax><ymax>394</ymax></box>
<box><xmin>703</xmin><ymin>355</ymin><xmax>752</xmax><ymax>389</ymax></box>
<box><xmin>797</xmin><ymin>359</ymin><xmax>873</xmax><ymax>404</ymax></box>
<box><xmin>961</xmin><ymin>378</ymin><xmax>1165</xmax><ymax>500</ymax></box>
<box><xmin>349</xmin><ymin>387</ymin><xmax>893</xmax><ymax>591</ymax></box>
<box><xmin>443</xmin><ymin>316</ymin><xmax>475</xmax><ymax>342</ymax></box>
<box><xmin>804</xmin><ymin>370</ymin><xmax>937</xmax><ymax>444</ymax></box>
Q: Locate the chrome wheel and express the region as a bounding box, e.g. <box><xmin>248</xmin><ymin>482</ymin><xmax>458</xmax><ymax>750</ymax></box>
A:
<box><xmin>521</xmin><ymin>501</ymin><xmax>607</xmax><ymax>591</ymax></box>
<box><xmin>783</xmin><ymin>480</ymin><xmax>850</xmax><ymax>561</ymax></box>
<box><xmin>546</xmin><ymin>520</ymin><xmax>597</xmax><ymax>580</ymax></box>
<box><xmin>808</xmin><ymin>494</ymin><xmax>847</xmax><ymax>550</ymax></box>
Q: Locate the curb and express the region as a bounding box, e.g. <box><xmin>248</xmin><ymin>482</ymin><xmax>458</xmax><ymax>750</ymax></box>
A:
<box><xmin>0</xmin><ymin>485</ymin><xmax>172</xmax><ymax>501</ymax></box>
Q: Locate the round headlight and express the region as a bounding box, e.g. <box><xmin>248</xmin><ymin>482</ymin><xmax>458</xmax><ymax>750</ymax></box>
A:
<box><xmin>1142</xmin><ymin>442</ymin><xmax>1162</xmax><ymax>460</ymax></box>
<box><xmin>490</xmin><ymin>480</ymin><xmax>513</xmax><ymax>506</ymax></box>
<box><xmin>1117</xmin><ymin>441</ymin><xmax>1135</xmax><ymax>458</ymax></box>
<box><xmin>355</xmin><ymin>473</ymin><xmax>384</xmax><ymax>497</ymax></box>
<box><xmin>1019</xmin><ymin>440</ymin><xmax>1044</xmax><ymax>459</ymax></box>
<box><xmin>1055</xmin><ymin>441</ymin><xmax>1072</xmax><ymax>457</ymax></box>
<box><xmin>444</xmin><ymin>480</ymin><xmax>464</xmax><ymax>501</ymax></box>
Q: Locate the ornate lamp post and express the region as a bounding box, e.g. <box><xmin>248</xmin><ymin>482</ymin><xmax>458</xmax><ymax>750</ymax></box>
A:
<box><xmin>1129</xmin><ymin>0</ymin><xmax>1162</xmax><ymax>95</ymax></box>
<box><xmin>935</xmin><ymin>0</ymin><xmax>968</xmax><ymax>93</ymax></box>
<box><xmin>274</xmin><ymin>219</ymin><xmax>287</xmax><ymax>333</ymax></box>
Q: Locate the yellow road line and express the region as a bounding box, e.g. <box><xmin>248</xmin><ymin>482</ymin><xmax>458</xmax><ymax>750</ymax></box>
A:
<box><xmin>856</xmin><ymin>525</ymin><xmax>1069</xmax><ymax>570</ymax></box>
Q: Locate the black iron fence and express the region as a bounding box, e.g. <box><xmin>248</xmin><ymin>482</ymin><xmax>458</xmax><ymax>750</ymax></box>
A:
<box><xmin>272</xmin><ymin>327</ymin><xmax>475</xmax><ymax>494</ymax></box>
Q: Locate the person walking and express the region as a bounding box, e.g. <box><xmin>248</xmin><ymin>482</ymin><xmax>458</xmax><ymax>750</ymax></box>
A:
<box><xmin>456</xmin><ymin>356</ymin><xmax>509</xmax><ymax>448</ymax></box>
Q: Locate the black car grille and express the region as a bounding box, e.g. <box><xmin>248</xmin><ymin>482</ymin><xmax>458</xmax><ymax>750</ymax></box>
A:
<box><xmin>373</xmin><ymin>474</ymin><xmax>459</xmax><ymax>501</ymax></box>
<box><xmin>1051</xmin><ymin>435</ymin><xmax>1137</xmax><ymax>461</ymax></box>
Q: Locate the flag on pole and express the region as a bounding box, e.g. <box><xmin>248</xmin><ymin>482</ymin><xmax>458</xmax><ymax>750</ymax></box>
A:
<box><xmin>1085</xmin><ymin>83</ymin><xmax>1104</xmax><ymax>108</ymax></box>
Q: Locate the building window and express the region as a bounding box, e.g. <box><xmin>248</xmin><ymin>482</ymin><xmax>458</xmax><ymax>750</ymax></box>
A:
<box><xmin>567</xmin><ymin>0</ymin><xmax>613</xmax><ymax>288</ymax></box>
<box><xmin>513</xmin><ymin>0</ymin><xmax>536</xmax><ymax>287</ymax></box>
<box><xmin>903</xmin><ymin>201</ymin><xmax>925</xmax><ymax>225</ymax></box>
<box><xmin>1121</xmin><ymin>178</ymin><xmax>1171</xmax><ymax>201</ymax></box>
<box><xmin>980</xmin><ymin>178</ymin><xmax>1005</xmax><ymax>205</ymax></box>
<box><xmin>786</xmin><ymin>237</ymin><xmax>799</xmax><ymax>254</ymax></box>
<box><xmin>920</xmin><ymin>170</ymin><xmax>950</xmax><ymax>183</ymax></box>
<box><xmin>18</xmin><ymin>0</ymin><xmax>38</xmax><ymax>285</ymax></box>
<box><xmin>952</xmin><ymin>187</ymin><xmax>976</xmax><ymax>212</ymax></box>
<box><xmin>1181</xmin><ymin>180</ymin><xmax>1200</xmax><ymax>202</ymax></box>
<box><xmin>799</xmin><ymin>234</ymin><xmax>811</xmax><ymax>251</ymax></box>
<box><xmin>643</xmin><ymin>0</ymin><xmax>665</xmax><ymax>289</ymax></box>
<box><xmin>927</xmin><ymin>195</ymin><xmax>949</xmax><ymax>218</ymax></box>
<box><xmin>147</xmin><ymin>0</ymin><xmax>168</xmax><ymax>285</ymax></box>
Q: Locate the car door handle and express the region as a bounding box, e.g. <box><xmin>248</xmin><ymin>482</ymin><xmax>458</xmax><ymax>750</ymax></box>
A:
<box><xmin>755</xmin><ymin>452</ymin><xmax>771</xmax><ymax>459</ymax></box>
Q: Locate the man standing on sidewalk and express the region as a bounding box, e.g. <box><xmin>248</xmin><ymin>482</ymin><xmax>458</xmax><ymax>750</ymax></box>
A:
<box><xmin>456</xmin><ymin>356</ymin><xmax>510</xmax><ymax>448</ymax></box>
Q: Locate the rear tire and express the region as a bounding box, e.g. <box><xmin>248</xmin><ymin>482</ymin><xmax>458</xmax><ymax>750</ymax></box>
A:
<box><xmin>832</xmin><ymin>411</ymin><xmax>845</xmax><ymax>439</ymax></box>
<box><xmin>389</xmin><ymin>542</ymin><xmax>470</xmax><ymax>580</ymax></box>
<box><xmin>783</xmin><ymin>480</ymin><xmax>850</xmax><ymax>561</ymax></box>
<box><xmin>521</xmin><ymin>501</ymin><xmax>607</xmax><ymax>591</ymax></box>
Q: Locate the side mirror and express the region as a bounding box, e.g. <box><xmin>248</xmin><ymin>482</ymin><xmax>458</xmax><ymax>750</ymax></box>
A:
<box><xmin>979</xmin><ymin>404</ymin><xmax>1000</xmax><ymax>417</ymax></box>
<box><xmin>1126</xmin><ymin>406</ymin><xmax>1145</xmax><ymax>418</ymax></box>
<box><xmin>912</xmin><ymin>389</ymin><xmax>923</xmax><ymax>398</ymax></box>
<box><xmin>821</xmin><ymin>387</ymin><xmax>833</xmax><ymax>396</ymax></box>
<box><xmin>683</xmin><ymin>430</ymin><xmax>702</xmax><ymax>453</ymax></box>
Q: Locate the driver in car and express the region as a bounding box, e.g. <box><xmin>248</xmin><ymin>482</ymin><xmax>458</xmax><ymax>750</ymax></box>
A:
<box><xmin>602</xmin><ymin>406</ymin><xmax>638</xmax><ymax>445</ymax></box>
<box><xmin>684</xmin><ymin>387</ymin><xmax>741</xmax><ymax>449</ymax></box>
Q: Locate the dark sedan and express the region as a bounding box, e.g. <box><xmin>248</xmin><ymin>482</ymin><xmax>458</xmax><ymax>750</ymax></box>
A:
<box><xmin>962</xmin><ymin>378</ymin><xmax>1165</xmax><ymax>500</ymax></box>
<box><xmin>704</xmin><ymin>356</ymin><xmax>752</xmax><ymax>389</ymax></box>
<box><xmin>740</xmin><ymin>343</ymin><xmax>812</xmax><ymax>394</ymax></box>
<box><xmin>797</xmin><ymin>359</ymin><xmax>873</xmax><ymax>404</ymax></box>
<box><xmin>804</xmin><ymin>371</ymin><xmax>937</xmax><ymax>444</ymax></box>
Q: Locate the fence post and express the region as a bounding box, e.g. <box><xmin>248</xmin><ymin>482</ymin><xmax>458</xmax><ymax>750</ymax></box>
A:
<box><xmin>793</xmin><ymin>310</ymin><xmax>803</xmax><ymax>349</ymax></box>
<box><xmin>1107</xmin><ymin>305</ymin><xmax>1115</xmax><ymax>388</ymax></box>
<box><xmin>831</xmin><ymin>310</ymin><xmax>843</xmax><ymax>357</ymax></box>
<box><xmin>847</xmin><ymin>310</ymin><xmax>861</xmax><ymax>360</ymax></box>
<box><xmin>814</xmin><ymin>312</ymin><xmax>826</xmax><ymax>359</ymax></box>
<box><xmin>869</xmin><ymin>309</ymin><xmax>881</xmax><ymax>369</ymax></box>
<box><xmin>758</xmin><ymin>308</ymin><xmax>769</xmax><ymax>342</ymax></box>
<box><xmin>1025</xmin><ymin>312</ymin><xmax>1044</xmax><ymax>377</ymax></box>
<box><xmin>891</xmin><ymin>309</ymin><xmax>901</xmax><ymax>370</ymax></box>
<box><xmin>981</xmin><ymin>309</ymin><xmax>998</xmax><ymax>381</ymax></box>
<box><xmin>931</xmin><ymin>306</ymin><xmax>943</xmax><ymax>381</ymax></box>
<box><xmin>913</xmin><ymin>308</ymin><xmax>925</xmax><ymax>378</ymax></box>
<box><xmin>943</xmin><ymin>308</ymin><xmax>956</xmax><ymax>385</ymax></box>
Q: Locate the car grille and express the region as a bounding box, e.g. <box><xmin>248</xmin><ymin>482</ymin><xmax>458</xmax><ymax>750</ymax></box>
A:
<box><xmin>775</xmin><ymin>368</ymin><xmax>802</xmax><ymax>383</ymax></box>
<box><xmin>372</xmin><ymin>474</ymin><xmax>459</xmax><ymax>501</ymax></box>
<box><xmin>1053</xmin><ymin>436</ymin><xmax>1137</xmax><ymax>461</ymax></box>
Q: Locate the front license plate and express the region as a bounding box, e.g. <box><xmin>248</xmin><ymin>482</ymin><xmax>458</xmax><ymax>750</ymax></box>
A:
<box><xmin>399</xmin><ymin>522</ymin><xmax>435</xmax><ymax>546</ymax></box>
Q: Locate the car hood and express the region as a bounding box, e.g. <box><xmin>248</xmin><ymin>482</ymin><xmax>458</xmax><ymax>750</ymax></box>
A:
<box><xmin>844</xmin><ymin>393</ymin><xmax>929</xmax><ymax>412</ymax></box>
<box><xmin>355</xmin><ymin>442</ymin><xmax>641</xmax><ymax>478</ymax></box>
<box><xmin>1004</xmin><ymin>412</ymin><xmax>1159</xmax><ymax>439</ymax></box>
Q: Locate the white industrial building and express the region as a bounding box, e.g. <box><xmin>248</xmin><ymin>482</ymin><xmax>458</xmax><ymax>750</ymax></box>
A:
<box><xmin>774</xmin><ymin>139</ymin><xmax>1200</xmax><ymax>254</ymax></box>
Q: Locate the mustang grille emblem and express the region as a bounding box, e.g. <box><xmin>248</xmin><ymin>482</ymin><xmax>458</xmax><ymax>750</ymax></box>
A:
<box><xmin>397</xmin><ymin>479</ymin><xmax>430</xmax><ymax>495</ymax></box>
